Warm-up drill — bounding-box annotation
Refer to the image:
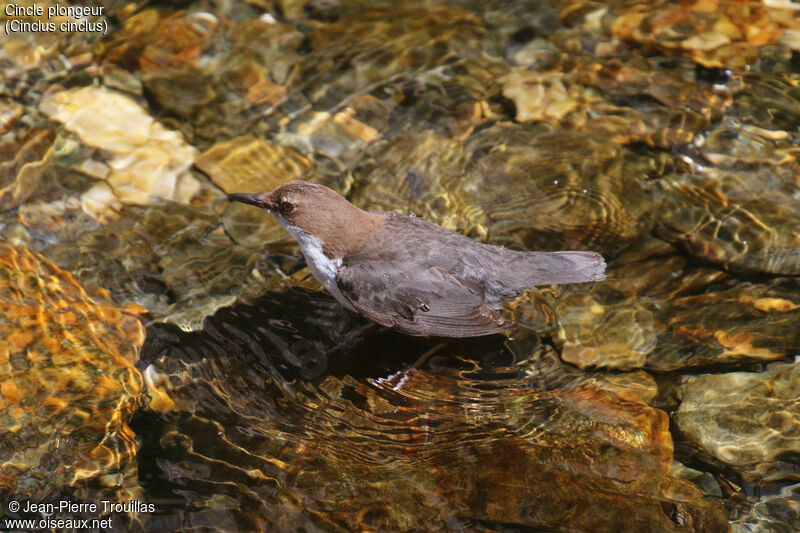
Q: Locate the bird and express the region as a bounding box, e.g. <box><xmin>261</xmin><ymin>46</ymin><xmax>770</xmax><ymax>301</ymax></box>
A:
<box><xmin>228</xmin><ymin>180</ymin><xmax>606</xmax><ymax>338</ymax></box>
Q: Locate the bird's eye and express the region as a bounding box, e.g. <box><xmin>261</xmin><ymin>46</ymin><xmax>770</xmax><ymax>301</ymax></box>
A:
<box><xmin>279</xmin><ymin>200</ymin><xmax>295</xmax><ymax>213</ymax></box>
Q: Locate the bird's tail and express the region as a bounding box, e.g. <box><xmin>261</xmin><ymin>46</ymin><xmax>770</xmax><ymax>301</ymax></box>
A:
<box><xmin>525</xmin><ymin>251</ymin><xmax>607</xmax><ymax>285</ymax></box>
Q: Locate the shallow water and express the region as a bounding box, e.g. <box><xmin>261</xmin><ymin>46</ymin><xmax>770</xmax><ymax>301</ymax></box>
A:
<box><xmin>2</xmin><ymin>0</ymin><xmax>800</xmax><ymax>531</ymax></box>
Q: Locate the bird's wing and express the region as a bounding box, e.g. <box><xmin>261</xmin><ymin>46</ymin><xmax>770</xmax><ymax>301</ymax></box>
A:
<box><xmin>336</xmin><ymin>264</ymin><xmax>514</xmax><ymax>337</ymax></box>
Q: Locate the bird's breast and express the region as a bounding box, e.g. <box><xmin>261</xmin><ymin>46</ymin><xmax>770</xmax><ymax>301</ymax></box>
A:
<box><xmin>281</xmin><ymin>222</ymin><xmax>355</xmax><ymax>311</ymax></box>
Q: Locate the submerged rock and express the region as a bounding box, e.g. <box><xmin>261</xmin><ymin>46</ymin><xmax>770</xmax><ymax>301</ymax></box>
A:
<box><xmin>649</xmin><ymin>278</ymin><xmax>800</xmax><ymax>371</ymax></box>
<box><xmin>0</xmin><ymin>243</ymin><xmax>144</xmax><ymax>500</ymax></box>
<box><xmin>675</xmin><ymin>362</ymin><xmax>800</xmax><ymax>482</ymax></box>
<box><xmin>568</xmin><ymin>55</ymin><xmax>732</xmax><ymax>147</ymax></box>
<box><xmin>554</xmin><ymin>291</ymin><xmax>655</xmax><ymax>370</ymax></box>
<box><xmin>500</xmin><ymin>69</ymin><xmax>578</xmax><ymax>122</ymax></box>
<box><xmin>287</xmin><ymin>7</ymin><xmax>494</xmax><ymax>110</ymax></box>
<box><xmin>0</xmin><ymin>128</ymin><xmax>54</xmax><ymax>212</ymax></box>
<box><xmin>655</xmin><ymin>72</ymin><xmax>800</xmax><ymax>276</ymax></box>
<box><xmin>610</xmin><ymin>0</ymin><xmax>800</xmax><ymax>68</ymax></box>
<box><xmin>40</xmin><ymin>86</ymin><xmax>200</xmax><ymax>221</ymax></box>
<box><xmin>657</xmin><ymin>172</ymin><xmax>800</xmax><ymax>276</ymax></box>
<box><xmin>731</xmin><ymin>482</ymin><xmax>800</xmax><ymax>533</ymax></box>
<box><xmin>196</xmin><ymin>136</ymin><xmax>311</xmax><ymax>195</ymax></box>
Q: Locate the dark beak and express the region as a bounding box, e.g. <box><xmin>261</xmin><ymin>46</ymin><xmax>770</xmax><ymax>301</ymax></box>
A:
<box><xmin>227</xmin><ymin>193</ymin><xmax>271</xmax><ymax>209</ymax></box>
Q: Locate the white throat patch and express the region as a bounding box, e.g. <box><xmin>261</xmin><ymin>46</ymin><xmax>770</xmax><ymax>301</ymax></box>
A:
<box><xmin>275</xmin><ymin>216</ymin><xmax>354</xmax><ymax>311</ymax></box>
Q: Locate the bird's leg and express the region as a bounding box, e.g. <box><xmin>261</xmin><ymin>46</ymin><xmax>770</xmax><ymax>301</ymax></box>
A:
<box><xmin>325</xmin><ymin>321</ymin><xmax>388</xmax><ymax>358</ymax></box>
<box><xmin>411</xmin><ymin>342</ymin><xmax>446</xmax><ymax>369</ymax></box>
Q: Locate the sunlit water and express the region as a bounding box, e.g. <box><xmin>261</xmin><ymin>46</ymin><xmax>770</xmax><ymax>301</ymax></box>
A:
<box><xmin>2</xmin><ymin>0</ymin><xmax>800</xmax><ymax>531</ymax></box>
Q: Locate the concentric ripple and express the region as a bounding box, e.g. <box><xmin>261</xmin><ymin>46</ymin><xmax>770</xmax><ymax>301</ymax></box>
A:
<box><xmin>134</xmin><ymin>295</ymin><xmax>727</xmax><ymax>532</ymax></box>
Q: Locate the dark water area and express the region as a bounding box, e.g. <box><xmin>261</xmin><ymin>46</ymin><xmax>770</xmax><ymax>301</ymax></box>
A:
<box><xmin>2</xmin><ymin>0</ymin><xmax>800</xmax><ymax>531</ymax></box>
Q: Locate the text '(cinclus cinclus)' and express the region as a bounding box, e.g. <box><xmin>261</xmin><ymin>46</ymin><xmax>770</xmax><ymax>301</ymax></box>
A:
<box><xmin>228</xmin><ymin>180</ymin><xmax>606</xmax><ymax>338</ymax></box>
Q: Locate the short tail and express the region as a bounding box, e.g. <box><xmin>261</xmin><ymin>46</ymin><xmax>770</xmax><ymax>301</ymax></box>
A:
<box><xmin>526</xmin><ymin>251</ymin><xmax>607</xmax><ymax>285</ymax></box>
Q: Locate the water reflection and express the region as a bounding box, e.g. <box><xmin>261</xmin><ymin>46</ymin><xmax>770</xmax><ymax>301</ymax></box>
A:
<box><xmin>134</xmin><ymin>293</ymin><xmax>726</xmax><ymax>531</ymax></box>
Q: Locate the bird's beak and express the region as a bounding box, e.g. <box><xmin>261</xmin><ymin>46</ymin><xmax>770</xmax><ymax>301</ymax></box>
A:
<box><xmin>227</xmin><ymin>192</ymin><xmax>274</xmax><ymax>210</ymax></box>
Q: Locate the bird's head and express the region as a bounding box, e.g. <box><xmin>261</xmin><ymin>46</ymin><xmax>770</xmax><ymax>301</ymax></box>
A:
<box><xmin>228</xmin><ymin>180</ymin><xmax>381</xmax><ymax>257</ymax></box>
<box><xmin>229</xmin><ymin>180</ymin><xmax>354</xmax><ymax>229</ymax></box>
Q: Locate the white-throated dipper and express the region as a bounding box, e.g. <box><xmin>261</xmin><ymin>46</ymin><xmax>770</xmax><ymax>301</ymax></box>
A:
<box><xmin>228</xmin><ymin>180</ymin><xmax>606</xmax><ymax>337</ymax></box>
